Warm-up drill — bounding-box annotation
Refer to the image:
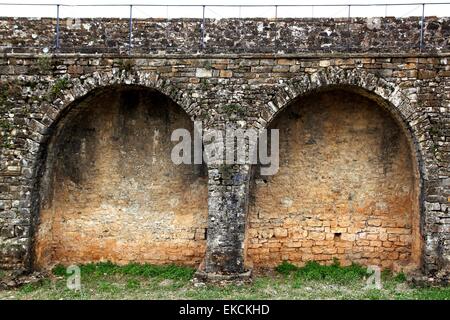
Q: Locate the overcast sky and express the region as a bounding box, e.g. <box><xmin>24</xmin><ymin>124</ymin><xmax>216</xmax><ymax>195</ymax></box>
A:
<box><xmin>1</xmin><ymin>0</ymin><xmax>450</xmax><ymax>18</ymax></box>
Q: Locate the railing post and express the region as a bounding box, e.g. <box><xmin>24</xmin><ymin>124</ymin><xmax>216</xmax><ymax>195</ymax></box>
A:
<box><xmin>55</xmin><ymin>4</ymin><xmax>60</xmax><ymax>51</ymax></box>
<box><xmin>200</xmin><ymin>5</ymin><xmax>206</xmax><ymax>50</ymax></box>
<box><xmin>128</xmin><ymin>5</ymin><xmax>133</xmax><ymax>54</ymax></box>
<box><xmin>274</xmin><ymin>5</ymin><xmax>278</xmax><ymax>46</ymax></box>
<box><xmin>347</xmin><ymin>5</ymin><xmax>351</xmax><ymax>51</ymax></box>
<box><xmin>420</xmin><ymin>3</ymin><xmax>425</xmax><ymax>52</ymax></box>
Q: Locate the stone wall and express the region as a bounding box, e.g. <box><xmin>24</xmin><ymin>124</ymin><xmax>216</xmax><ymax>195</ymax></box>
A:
<box><xmin>0</xmin><ymin>18</ymin><xmax>449</xmax><ymax>280</ymax></box>
<box><xmin>1</xmin><ymin>16</ymin><xmax>450</xmax><ymax>54</ymax></box>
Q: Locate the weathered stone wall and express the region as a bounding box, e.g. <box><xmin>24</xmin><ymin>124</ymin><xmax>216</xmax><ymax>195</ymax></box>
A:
<box><xmin>248</xmin><ymin>90</ymin><xmax>420</xmax><ymax>270</ymax></box>
<box><xmin>0</xmin><ymin>18</ymin><xmax>449</xmax><ymax>281</ymax></box>
<box><xmin>34</xmin><ymin>86</ymin><xmax>208</xmax><ymax>268</ymax></box>
<box><xmin>1</xmin><ymin>17</ymin><xmax>450</xmax><ymax>54</ymax></box>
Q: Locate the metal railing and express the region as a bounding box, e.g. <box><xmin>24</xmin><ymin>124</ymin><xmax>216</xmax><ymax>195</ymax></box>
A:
<box><xmin>0</xmin><ymin>2</ymin><xmax>450</xmax><ymax>54</ymax></box>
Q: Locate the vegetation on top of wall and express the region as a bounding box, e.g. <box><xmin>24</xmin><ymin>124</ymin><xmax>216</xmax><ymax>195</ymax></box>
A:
<box><xmin>48</xmin><ymin>77</ymin><xmax>70</xmax><ymax>101</ymax></box>
<box><xmin>116</xmin><ymin>59</ymin><xmax>135</xmax><ymax>73</ymax></box>
<box><xmin>36</xmin><ymin>55</ymin><xmax>52</xmax><ymax>74</ymax></box>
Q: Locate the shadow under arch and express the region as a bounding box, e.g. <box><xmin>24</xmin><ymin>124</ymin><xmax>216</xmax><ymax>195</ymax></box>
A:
<box><xmin>248</xmin><ymin>84</ymin><xmax>425</xmax><ymax>272</ymax></box>
<box><xmin>28</xmin><ymin>84</ymin><xmax>208</xmax><ymax>270</ymax></box>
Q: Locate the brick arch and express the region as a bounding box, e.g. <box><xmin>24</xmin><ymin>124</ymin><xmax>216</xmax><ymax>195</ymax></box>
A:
<box><xmin>253</xmin><ymin>66</ymin><xmax>431</xmax><ymax>271</ymax></box>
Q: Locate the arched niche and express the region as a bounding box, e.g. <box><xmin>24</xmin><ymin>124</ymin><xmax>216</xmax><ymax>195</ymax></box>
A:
<box><xmin>247</xmin><ymin>86</ymin><xmax>422</xmax><ymax>271</ymax></box>
<box><xmin>33</xmin><ymin>85</ymin><xmax>208</xmax><ymax>268</ymax></box>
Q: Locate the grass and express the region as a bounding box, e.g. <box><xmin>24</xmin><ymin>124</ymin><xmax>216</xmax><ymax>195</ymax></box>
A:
<box><xmin>276</xmin><ymin>259</ymin><xmax>368</xmax><ymax>284</ymax></box>
<box><xmin>52</xmin><ymin>261</ymin><xmax>195</xmax><ymax>280</ymax></box>
<box><xmin>0</xmin><ymin>261</ymin><xmax>449</xmax><ymax>300</ymax></box>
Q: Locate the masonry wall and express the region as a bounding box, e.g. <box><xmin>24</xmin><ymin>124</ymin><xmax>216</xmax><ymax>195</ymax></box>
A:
<box><xmin>248</xmin><ymin>89</ymin><xmax>420</xmax><ymax>270</ymax></box>
<box><xmin>34</xmin><ymin>86</ymin><xmax>208</xmax><ymax>268</ymax></box>
<box><xmin>1</xmin><ymin>16</ymin><xmax>450</xmax><ymax>54</ymax></box>
<box><xmin>0</xmin><ymin>18</ymin><xmax>449</xmax><ymax>279</ymax></box>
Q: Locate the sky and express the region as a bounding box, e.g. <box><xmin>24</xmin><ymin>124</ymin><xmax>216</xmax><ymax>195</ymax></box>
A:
<box><xmin>1</xmin><ymin>0</ymin><xmax>450</xmax><ymax>18</ymax></box>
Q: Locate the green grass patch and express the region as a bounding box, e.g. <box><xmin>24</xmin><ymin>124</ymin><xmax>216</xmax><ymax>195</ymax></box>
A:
<box><xmin>52</xmin><ymin>262</ymin><xmax>195</xmax><ymax>281</ymax></box>
<box><xmin>276</xmin><ymin>259</ymin><xmax>367</xmax><ymax>284</ymax></box>
<box><xmin>405</xmin><ymin>287</ymin><xmax>450</xmax><ymax>300</ymax></box>
<box><xmin>275</xmin><ymin>261</ymin><xmax>299</xmax><ymax>275</ymax></box>
<box><xmin>394</xmin><ymin>272</ymin><xmax>407</xmax><ymax>283</ymax></box>
<box><xmin>19</xmin><ymin>283</ymin><xmax>40</xmax><ymax>294</ymax></box>
<box><xmin>51</xmin><ymin>264</ymin><xmax>67</xmax><ymax>277</ymax></box>
<box><xmin>126</xmin><ymin>278</ymin><xmax>141</xmax><ymax>290</ymax></box>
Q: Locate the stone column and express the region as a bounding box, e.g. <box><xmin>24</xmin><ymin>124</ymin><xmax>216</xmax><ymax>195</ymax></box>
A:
<box><xmin>197</xmin><ymin>163</ymin><xmax>252</xmax><ymax>279</ymax></box>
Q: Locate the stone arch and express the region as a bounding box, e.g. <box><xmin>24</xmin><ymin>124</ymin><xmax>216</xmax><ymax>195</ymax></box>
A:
<box><xmin>27</xmin><ymin>70</ymin><xmax>207</xmax><ymax>270</ymax></box>
<box><xmin>248</xmin><ymin>67</ymin><xmax>429</xmax><ymax>271</ymax></box>
<box><xmin>39</xmin><ymin>69</ymin><xmax>199</xmax><ymax>132</ymax></box>
<box><xmin>264</xmin><ymin>67</ymin><xmax>418</xmax><ymax>126</ymax></box>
